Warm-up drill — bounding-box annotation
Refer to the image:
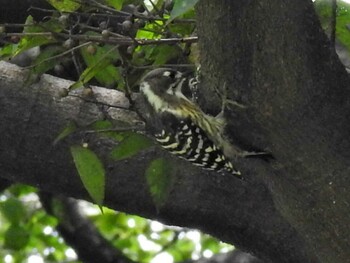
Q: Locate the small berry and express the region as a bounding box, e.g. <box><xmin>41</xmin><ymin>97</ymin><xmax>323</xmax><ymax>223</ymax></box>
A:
<box><xmin>123</xmin><ymin>4</ymin><xmax>136</xmax><ymax>14</ymax></box>
<box><xmin>54</xmin><ymin>64</ymin><xmax>64</xmax><ymax>75</ymax></box>
<box><xmin>63</xmin><ymin>38</ymin><xmax>74</xmax><ymax>49</ymax></box>
<box><xmin>58</xmin><ymin>88</ymin><xmax>69</xmax><ymax>97</ymax></box>
<box><xmin>101</xmin><ymin>29</ymin><xmax>110</xmax><ymax>38</ymax></box>
<box><xmin>127</xmin><ymin>45</ymin><xmax>135</xmax><ymax>54</ymax></box>
<box><xmin>122</xmin><ymin>20</ymin><xmax>133</xmax><ymax>32</ymax></box>
<box><xmin>82</xmin><ymin>87</ymin><xmax>93</xmax><ymax>97</ymax></box>
<box><xmin>58</xmin><ymin>14</ymin><xmax>69</xmax><ymax>25</ymax></box>
<box><xmin>86</xmin><ymin>45</ymin><xmax>97</xmax><ymax>55</ymax></box>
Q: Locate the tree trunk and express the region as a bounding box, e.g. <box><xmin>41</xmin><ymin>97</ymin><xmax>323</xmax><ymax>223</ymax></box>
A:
<box><xmin>196</xmin><ymin>1</ymin><xmax>350</xmax><ymax>263</ymax></box>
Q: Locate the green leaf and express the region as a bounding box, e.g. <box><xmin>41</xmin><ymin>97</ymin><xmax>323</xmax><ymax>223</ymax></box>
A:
<box><xmin>47</xmin><ymin>0</ymin><xmax>81</xmax><ymax>12</ymax></box>
<box><xmin>70</xmin><ymin>145</ymin><xmax>105</xmax><ymax>205</ymax></box>
<box><xmin>88</xmin><ymin>120</ymin><xmax>132</xmax><ymax>141</ymax></box>
<box><xmin>201</xmin><ymin>236</ymin><xmax>221</xmax><ymax>254</ymax></box>
<box><xmin>78</xmin><ymin>43</ymin><xmax>122</xmax><ymax>89</ymax></box>
<box><xmin>169</xmin><ymin>0</ymin><xmax>199</xmax><ymax>22</ymax></box>
<box><xmin>90</xmin><ymin>120</ymin><xmax>114</xmax><ymax>130</ymax></box>
<box><xmin>53</xmin><ymin>121</ymin><xmax>77</xmax><ymax>145</ymax></box>
<box><xmin>8</xmin><ymin>184</ymin><xmax>37</xmax><ymax>197</ymax></box>
<box><xmin>0</xmin><ymin>44</ymin><xmax>19</xmax><ymax>60</ymax></box>
<box><xmin>314</xmin><ymin>0</ymin><xmax>350</xmax><ymax>51</ymax></box>
<box><xmin>4</xmin><ymin>225</ymin><xmax>30</xmax><ymax>250</ymax></box>
<box><xmin>24</xmin><ymin>16</ymin><xmax>63</xmax><ymax>33</ymax></box>
<box><xmin>105</xmin><ymin>0</ymin><xmax>124</xmax><ymax>10</ymax></box>
<box><xmin>11</xmin><ymin>16</ymin><xmax>61</xmax><ymax>58</ymax></box>
<box><xmin>175</xmin><ymin>238</ymin><xmax>195</xmax><ymax>255</ymax></box>
<box><xmin>32</xmin><ymin>45</ymin><xmax>66</xmax><ymax>74</ymax></box>
<box><xmin>153</xmin><ymin>45</ymin><xmax>182</xmax><ymax>65</ymax></box>
<box><xmin>0</xmin><ymin>198</ymin><xmax>26</xmax><ymax>224</ymax></box>
<box><xmin>145</xmin><ymin>158</ymin><xmax>174</xmax><ymax>208</ymax></box>
<box><xmin>110</xmin><ymin>133</ymin><xmax>153</xmax><ymax>160</ymax></box>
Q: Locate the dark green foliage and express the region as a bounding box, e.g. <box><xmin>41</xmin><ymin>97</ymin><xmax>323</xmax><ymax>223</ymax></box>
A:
<box><xmin>111</xmin><ymin>133</ymin><xmax>154</xmax><ymax>160</ymax></box>
<box><xmin>70</xmin><ymin>145</ymin><xmax>105</xmax><ymax>206</ymax></box>
<box><xmin>145</xmin><ymin>158</ymin><xmax>175</xmax><ymax>209</ymax></box>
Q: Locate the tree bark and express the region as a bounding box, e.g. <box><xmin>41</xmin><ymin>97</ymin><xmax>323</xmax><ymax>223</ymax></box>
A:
<box><xmin>196</xmin><ymin>1</ymin><xmax>350</xmax><ymax>263</ymax></box>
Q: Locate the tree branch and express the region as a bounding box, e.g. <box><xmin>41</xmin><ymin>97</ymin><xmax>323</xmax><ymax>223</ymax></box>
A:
<box><xmin>39</xmin><ymin>192</ymin><xmax>136</xmax><ymax>263</ymax></box>
<box><xmin>0</xmin><ymin>61</ymin><xmax>312</xmax><ymax>263</ymax></box>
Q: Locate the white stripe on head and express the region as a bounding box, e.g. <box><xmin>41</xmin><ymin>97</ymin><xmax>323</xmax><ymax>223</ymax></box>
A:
<box><xmin>140</xmin><ymin>81</ymin><xmax>167</xmax><ymax>112</ymax></box>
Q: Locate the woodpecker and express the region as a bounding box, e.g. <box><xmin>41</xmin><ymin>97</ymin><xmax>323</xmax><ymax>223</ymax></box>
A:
<box><xmin>139</xmin><ymin>68</ymin><xmax>244</xmax><ymax>177</ymax></box>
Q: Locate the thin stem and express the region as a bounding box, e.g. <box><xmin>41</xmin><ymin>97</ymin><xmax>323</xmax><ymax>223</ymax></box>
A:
<box><xmin>67</xmin><ymin>94</ymin><xmax>132</xmax><ymax>111</ymax></box>
<box><xmin>2</xmin><ymin>32</ymin><xmax>198</xmax><ymax>46</ymax></box>
<box><xmin>25</xmin><ymin>42</ymin><xmax>92</xmax><ymax>69</ymax></box>
<box><xmin>83</xmin><ymin>126</ymin><xmax>145</xmax><ymax>134</ymax></box>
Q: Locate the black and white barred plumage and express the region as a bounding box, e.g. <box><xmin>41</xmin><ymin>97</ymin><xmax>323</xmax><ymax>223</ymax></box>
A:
<box><xmin>139</xmin><ymin>68</ymin><xmax>241</xmax><ymax>177</ymax></box>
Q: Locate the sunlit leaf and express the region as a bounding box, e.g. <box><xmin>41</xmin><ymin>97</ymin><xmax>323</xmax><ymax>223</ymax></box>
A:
<box><xmin>8</xmin><ymin>184</ymin><xmax>37</xmax><ymax>197</ymax></box>
<box><xmin>176</xmin><ymin>238</ymin><xmax>195</xmax><ymax>255</ymax></box>
<box><xmin>14</xmin><ymin>36</ymin><xmax>54</xmax><ymax>58</ymax></box>
<box><xmin>314</xmin><ymin>0</ymin><xmax>350</xmax><ymax>50</ymax></box>
<box><xmin>10</xmin><ymin>16</ymin><xmax>61</xmax><ymax>58</ymax></box>
<box><xmin>201</xmin><ymin>236</ymin><xmax>221</xmax><ymax>254</ymax></box>
<box><xmin>111</xmin><ymin>133</ymin><xmax>153</xmax><ymax>160</ymax></box>
<box><xmin>145</xmin><ymin>158</ymin><xmax>174</xmax><ymax>208</ymax></box>
<box><xmin>70</xmin><ymin>145</ymin><xmax>105</xmax><ymax>205</ymax></box>
<box><xmin>169</xmin><ymin>0</ymin><xmax>199</xmax><ymax>22</ymax></box>
<box><xmin>47</xmin><ymin>0</ymin><xmax>81</xmax><ymax>12</ymax></box>
<box><xmin>0</xmin><ymin>44</ymin><xmax>19</xmax><ymax>60</ymax></box>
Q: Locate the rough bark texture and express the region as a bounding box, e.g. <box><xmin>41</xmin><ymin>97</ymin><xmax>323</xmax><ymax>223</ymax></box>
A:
<box><xmin>196</xmin><ymin>1</ymin><xmax>350</xmax><ymax>263</ymax></box>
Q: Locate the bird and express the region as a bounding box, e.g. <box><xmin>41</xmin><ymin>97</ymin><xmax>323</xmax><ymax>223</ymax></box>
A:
<box><xmin>138</xmin><ymin>67</ymin><xmax>251</xmax><ymax>178</ymax></box>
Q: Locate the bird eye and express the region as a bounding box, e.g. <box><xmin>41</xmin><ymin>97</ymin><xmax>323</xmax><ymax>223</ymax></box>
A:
<box><xmin>169</xmin><ymin>71</ymin><xmax>176</xmax><ymax>79</ymax></box>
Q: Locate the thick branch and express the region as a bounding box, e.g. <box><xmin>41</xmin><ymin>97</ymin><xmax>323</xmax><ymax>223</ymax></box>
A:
<box><xmin>0</xmin><ymin>61</ymin><xmax>313</xmax><ymax>263</ymax></box>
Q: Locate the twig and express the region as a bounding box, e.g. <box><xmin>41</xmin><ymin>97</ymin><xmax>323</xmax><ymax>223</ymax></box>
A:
<box><xmin>83</xmin><ymin>126</ymin><xmax>145</xmax><ymax>134</ymax></box>
<box><xmin>86</xmin><ymin>0</ymin><xmax>125</xmax><ymax>14</ymax></box>
<box><xmin>67</xmin><ymin>94</ymin><xmax>132</xmax><ymax>111</ymax></box>
<box><xmin>2</xmin><ymin>32</ymin><xmax>198</xmax><ymax>46</ymax></box>
<box><xmin>148</xmin><ymin>0</ymin><xmax>161</xmax><ymax>14</ymax></box>
<box><xmin>27</xmin><ymin>6</ymin><xmax>196</xmax><ymax>24</ymax></box>
<box><xmin>0</xmin><ymin>23</ymin><xmax>34</xmax><ymax>28</ymax></box>
<box><xmin>132</xmin><ymin>64</ymin><xmax>195</xmax><ymax>70</ymax></box>
<box><xmin>25</xmin><ymin>42</ymin><xmax>92</xmax><ymax>69</ymax></box>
